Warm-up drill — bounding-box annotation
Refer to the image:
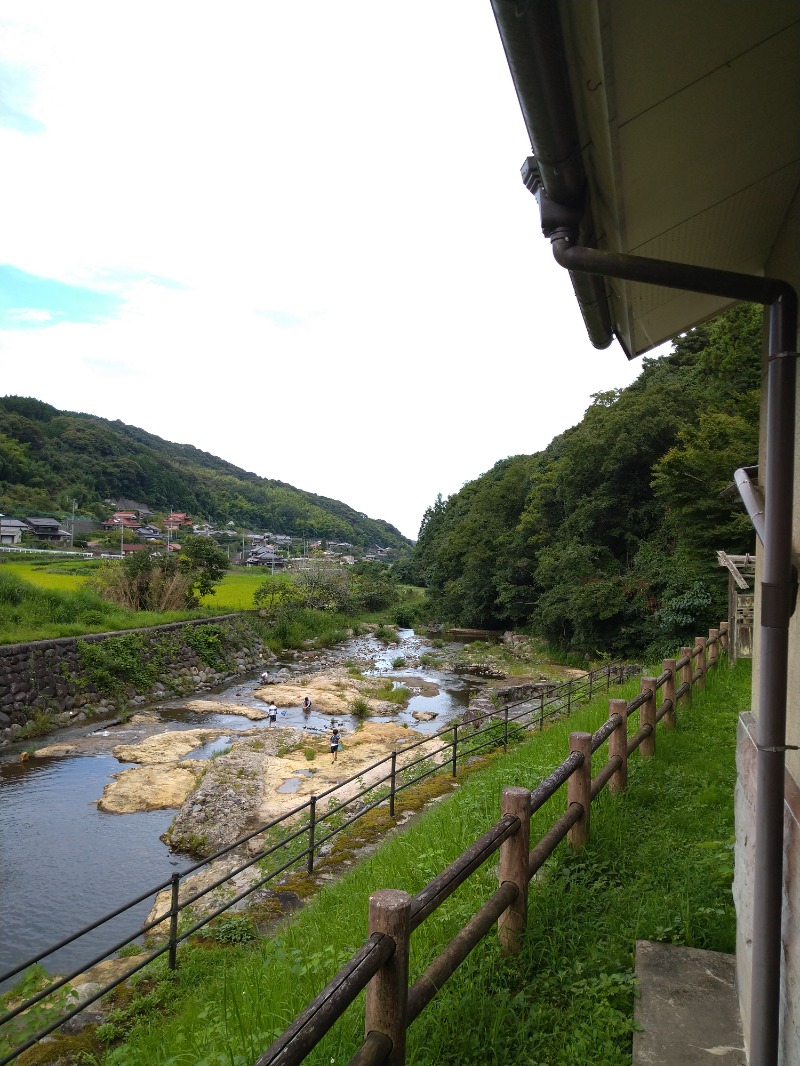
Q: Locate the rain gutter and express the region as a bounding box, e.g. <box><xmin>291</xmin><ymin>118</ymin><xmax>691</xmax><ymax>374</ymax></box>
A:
<box><xmin>489</xmin><ymin>0</ymin><xmax>613</xmax><ymax>349</ymax></box>
<box><xmin>490</xmin><ymin>3</ymin><xmax>799</xmax><ymax>1063</ymax></box>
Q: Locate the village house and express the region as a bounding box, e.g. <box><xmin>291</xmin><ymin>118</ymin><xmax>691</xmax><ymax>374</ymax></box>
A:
<box><xmin>23</xmin><ymin>517</ymin><xmax>70</xmax><ymax>541</ymax></box>
<box><xmin>0</xmin><ymin>516</ymin><xmax>27</xmax><ymax>545</ymax></box>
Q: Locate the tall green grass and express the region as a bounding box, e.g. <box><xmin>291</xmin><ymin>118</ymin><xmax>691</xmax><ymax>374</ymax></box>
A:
<box><xmin>93</xmin><ymin>660</ymin><xmax>745</xmax><ymax>1066</ymax></box>
<box><xmin>0</xmin><ymin>570</ymin><xmax>205</xmax><ymax>644</ymax></box>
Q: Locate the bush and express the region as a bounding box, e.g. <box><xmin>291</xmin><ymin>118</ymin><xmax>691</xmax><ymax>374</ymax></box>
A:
<box><xmin>349</xmin><ymin>696</ymin><xmax>371</xmax><ymax>721</ymax></box>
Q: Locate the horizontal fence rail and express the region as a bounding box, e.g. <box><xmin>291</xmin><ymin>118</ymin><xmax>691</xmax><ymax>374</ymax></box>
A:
<box><xmin>0</xmin><ymin>632</ymin><xmax>727</xmax><ymax>1065</ymax></box>
<box><xmin>253</xmin><ymin>622</ymin><xmax>728</xmax><ymax>1066</ymax></box>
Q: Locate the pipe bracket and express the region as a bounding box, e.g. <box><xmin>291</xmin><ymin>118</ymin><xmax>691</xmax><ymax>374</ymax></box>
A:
<box><xmin>761</xmin><ymin>577</ymin><xmax>798</xmax><ymax>627</ymax></box>
<box><xmin>755</xmin><ymin>743</ymin><xmax>799</xmax><ymax>753</ymax></box>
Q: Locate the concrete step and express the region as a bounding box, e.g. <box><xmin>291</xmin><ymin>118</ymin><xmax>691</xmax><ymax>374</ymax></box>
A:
<box><xmin>633</xmin><ymin>940</ymin><xmax>746</xmax><ymax>1065</ymax></box>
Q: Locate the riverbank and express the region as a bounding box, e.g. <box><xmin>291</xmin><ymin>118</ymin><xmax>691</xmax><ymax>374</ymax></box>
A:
<box><xmin>2</xmin><ymin>624</ymin><xmax>594</xmax><ymax>990</ymax></box>
<box><xmin>8</xmin><ymin>660</ymin><xmax>743</xmax><ymax>1066</ymax></box>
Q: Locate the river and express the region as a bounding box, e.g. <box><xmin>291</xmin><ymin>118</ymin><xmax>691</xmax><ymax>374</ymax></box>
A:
<box><xmin>0</xmin><ymin>629</ymin><xmax>471</xmax><ymax>988</ymax></box>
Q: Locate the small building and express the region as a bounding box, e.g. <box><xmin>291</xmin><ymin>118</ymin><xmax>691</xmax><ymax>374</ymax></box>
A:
<box><xmin>0</xmin><ymin>516</ymin><xmax>27</xmax><ymax>545</ymax></box>
<box><xmin>24</xmin><ymin>517</ymin><xmax>69</xmax><ymax>541</ymax></box>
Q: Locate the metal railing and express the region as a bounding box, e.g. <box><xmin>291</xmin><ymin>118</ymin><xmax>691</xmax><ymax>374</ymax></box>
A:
<box><xmin>0</xmin><ymin>651</ymin><xmax>686</xmax><ymax>1064</ymax></box>
<box><xmin>250</xmin><ymin>623</ymin><xmax>727</xmax><ymax>1066</ymax></box>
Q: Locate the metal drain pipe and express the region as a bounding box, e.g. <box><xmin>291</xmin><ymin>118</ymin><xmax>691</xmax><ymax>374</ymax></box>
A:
<box><xmin>546</xmin><ymin>233</ymin><xmax>797</xmax><ymax>1066</ymax></box>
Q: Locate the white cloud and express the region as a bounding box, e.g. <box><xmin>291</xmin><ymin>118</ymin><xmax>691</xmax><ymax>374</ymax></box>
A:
<box><xmin>0</xmin><ymin>1</ymin><xmax>650</xmax><ymax>539</ymax></box>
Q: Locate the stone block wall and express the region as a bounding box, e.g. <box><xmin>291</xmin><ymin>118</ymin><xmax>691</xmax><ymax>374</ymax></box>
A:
<box><xmin>0</xmin><ymin>615</ymin><xmax>272</xmax><ymax>744</ymax></box>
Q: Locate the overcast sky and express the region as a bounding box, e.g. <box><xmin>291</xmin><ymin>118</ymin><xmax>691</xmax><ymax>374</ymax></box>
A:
<box><xmin>0</xmin><ymin>2</ymin><xmax>650</xmax><ymax>540</ymax></box>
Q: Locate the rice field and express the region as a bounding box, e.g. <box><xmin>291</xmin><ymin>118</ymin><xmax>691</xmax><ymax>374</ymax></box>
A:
<box><xmin>1</xmin><ymin>560</ymin><xmax>270</xmax><ymax>612</ymax></box>
<box><xmin>0</xmin><ymin>562</ymin><xmax>87</xmax><ymax>592</ymax></box>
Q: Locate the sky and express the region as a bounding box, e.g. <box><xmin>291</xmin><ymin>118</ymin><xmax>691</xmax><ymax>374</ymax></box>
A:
<box><xmin>0</xmin><ymin>2</ymin><xmax>653</xmax><ymax>541</ymax></box>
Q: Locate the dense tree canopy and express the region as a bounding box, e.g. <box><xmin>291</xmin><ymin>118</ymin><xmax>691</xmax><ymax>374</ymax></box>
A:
<box><xmin>0</xmin><ymin>399</ymin><xmax>409</xmax><ymax>549</ymax></box>
<box><xmin>413</xmin><ymin>304</ymin><xmax>762</xmax><ymax>657</ymax></box>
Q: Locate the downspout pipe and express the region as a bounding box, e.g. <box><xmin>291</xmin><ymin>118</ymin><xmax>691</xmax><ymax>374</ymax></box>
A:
<box><xmin>549</xmin><ymin>232</ymin><xmax>797</xmax><ymax>1066</ymax></box>
<box><xmin>735</xmin><ymin>466</ymin><xmax>766</xmax><ymax>547</ymax></box>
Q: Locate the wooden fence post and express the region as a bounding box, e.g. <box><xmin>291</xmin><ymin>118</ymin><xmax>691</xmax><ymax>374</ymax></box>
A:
<box><xmin>640</xmin><ymin>677</ymin><xmax>657</xmax><ymax>758</ymax></box>
<box><xmin>708</xmin><ymin>628</ymin><xmax>719</xmax><ymax>671</ymax></box>
<box><xmin>680</xmin><ymin>647</ymin><xmax>693</xmax><ymax>712</ymax></box>
<box><xmin>365</xmin><ymin>890</ymin><xmax>411</xmax><ymax>1066</ymax></box>
<box><xmin>568</xmin><ymin>732</ymin><xmax>592</xmax><ymax>850</ymax></box>
<box><xmin>608</xmin><ymin>699</ymin><xmax>628</xmax><ymax>794</ymax></box>
<box><xmin>720</xmin><ymin>620</ymin><xmax>729</xmax><ymax>653</ymax></box>
<box><xmin>694</xmin><ymin>636</ymin><xmax>707</xmax><ymax>691</ymax></box>
<box><xmin>498</xmin><ymin>787</ymin><xmax>531</xmax><ymax>957</ymax></box>
<box><xmin>661</xmin><ymin>659</ymin><xmax>677</xmax><ymax>731</ymax></box>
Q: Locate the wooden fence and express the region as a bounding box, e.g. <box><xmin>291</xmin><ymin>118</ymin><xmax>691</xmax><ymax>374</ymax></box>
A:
<box><xmin>0</xmin><ymin>663</ymin><xmax>632</xmax><ymax>1066</ymax></box>
<box><xmin>255</xmin><ymin>622</ymin><xmax>729</xmax><ymax>1066</ymax></box>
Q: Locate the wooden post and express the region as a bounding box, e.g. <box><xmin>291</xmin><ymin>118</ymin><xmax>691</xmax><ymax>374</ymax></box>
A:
<box><xmin>695</xmin><ymin>636</ymin><xmax>707</xmax><ymax>691</ymax></box>
<box><xmin>365</xmin><ymin>890</ymin><xmax>411</xmax><ymax>1066</ymax></box>
<box><xmin>307</xmin><ymin>795</ymin><xmax>316</xmax><ymax>874</ymax></box>
<box><xmin>498</xmin><ymin>787</ymin><xmax>531</xmax><ymax>956</ymax></box>
<box><xmin>568</xmin><ymin>732</ymin><xmax>592</xmax><ymax>850</ymax></box>
<box><xmin>608</xmin><ymin>699</ymin><xmax>628</xmax><ymax>794</ymax></box>
<box><xmin>640</xmin><ymin>677</ymin><xmax>657</xmax><ymax>758</ymax></box>
<box><xmin>661</xmin><ymin>659</ymin><xmax>677</xmax><ymax>731</ymax></box>
<box><xmin>679</xmin><ymin>647</ymin><xmax>693</xmax><ymax>711</ymax></box>
<box><xmin>720</xmin><ymin>620</ymin><xmax>729</xmax><ymax>653</ymax></box>
<box><xmin>168</xmin><ymin>872</ymin><xmax>180</xmax><ymax>970</ymax></box>
<box><xmin>708</xmin><ymin>628</ymin><xmax>719</xmax><ymax>670</ymax></box>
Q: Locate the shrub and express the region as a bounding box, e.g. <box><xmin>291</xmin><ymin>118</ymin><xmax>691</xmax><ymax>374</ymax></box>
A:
<box><xmin>349</xmin><ymin>696</ymin><xmax>371</xmax><ymax>721</ymax></box>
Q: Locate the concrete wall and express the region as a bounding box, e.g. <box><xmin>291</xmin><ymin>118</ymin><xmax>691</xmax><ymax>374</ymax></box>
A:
<box><xmin>737</xmin><ymin>182</ymin><xmax>800</xmax><ymax>1061</ymax></box>
<box><xmin>0</xmin><ymin>615</ymin><xmax>271</xmax><ymax>744</ymax></box>
<box><xmin>735</xmin><ymin>714</ymin><xmax>800</xmax><ymax>1061</ymax></box>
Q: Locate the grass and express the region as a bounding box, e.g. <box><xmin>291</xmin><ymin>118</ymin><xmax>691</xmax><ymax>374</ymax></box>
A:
<box><xmin>200</xmin><ymin>568</ymin><xmax>285</xmax><ymax>610</ymax></box>
<box><xmin>1</xmin><ymin>561</ymin><xmax>90</xmax><ymax>593</ymax></box>
<box><xmin>57</xmin><ymin>657</ymin><xmax>746</xmax><ymax>1066</ymax></box>
<box><xmin>2</xmin><ymin>561</ymin><xmax>269</xmax><ymax>611</ymax></box>
<box><xmin>0</xmin><ymin>569</ymin><xmax>209</xmax><ymax>644</ymax></box>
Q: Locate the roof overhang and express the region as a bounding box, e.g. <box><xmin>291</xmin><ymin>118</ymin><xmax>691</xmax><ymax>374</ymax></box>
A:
<box><xmin>491</xmin><ymin>0</ymin><xmax>800</xmax><ymax>358</ymax></box>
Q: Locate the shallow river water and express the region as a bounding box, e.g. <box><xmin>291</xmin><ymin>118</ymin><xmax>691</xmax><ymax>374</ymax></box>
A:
<box><xmin>0</xmin><ymin>630</ymin><xmax>471</xmax><ymax>987</ymax></box>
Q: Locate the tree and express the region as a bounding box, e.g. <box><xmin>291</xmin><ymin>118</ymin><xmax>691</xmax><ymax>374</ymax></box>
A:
<box><xmin>253</xmin><ymin>576</ymin><xmax>306</xmax><ymax>622</ymax></box>
<box><xmin>89</xmin><ymin>551</ymin><xmax>190</xmax><ymax>612</ymax></box>
<box><xmin>411</xmin><ymin>304</ymin><xmax>763</xmax><ymax>655</ymax></box>
<box><xmin>90</xmin><ymin>536</ymin><xmax>229</xmax><ymax>612</ymax></box>
<box><xmin>292</xmin><ymin>561</ymin><xmax>354</xmax><ymax>612</ymax></box>
<box><xmin>177</xmin><ymin>535</ymin><xmax>229</xmax><ymax>604</ymax></box>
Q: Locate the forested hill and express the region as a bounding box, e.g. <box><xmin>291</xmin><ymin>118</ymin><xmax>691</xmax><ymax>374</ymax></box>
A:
<box><xmin>0</xmin><ymin>398</ymin><xmax>409</xmax><ymax>548</ymax></box>
<box><xmin>413</xmin><ymin>304</ymin><xmax>762</xmax><ymax>658</ymax></box>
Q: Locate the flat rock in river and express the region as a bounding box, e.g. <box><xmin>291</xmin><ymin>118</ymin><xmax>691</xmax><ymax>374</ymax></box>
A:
<box><xmin>112</xmin><ymin>728</ymin><xmax>228</xmax><ymax>764</ymax></box>
<box><xmin>99</xmin><ymin>762</ymin><xmax>203</xmax><ymax>813</ymax></box>
<box><xmin>177</xmin><ymin>699</ymin><xmax>268</xmax><ymax>720</ymax></box>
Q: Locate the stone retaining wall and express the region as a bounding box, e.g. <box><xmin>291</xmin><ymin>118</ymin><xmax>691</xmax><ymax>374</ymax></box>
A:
<box><xmin>0</xmin><ymin>615</ymin><xmax>272</xmax><ymax>745</ymax></box>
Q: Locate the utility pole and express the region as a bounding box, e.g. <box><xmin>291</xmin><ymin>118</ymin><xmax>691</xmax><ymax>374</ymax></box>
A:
<box><xmin>70</xmin><ymin>499</ymin><xmax>76</xmax><ymax>548</ymax></box>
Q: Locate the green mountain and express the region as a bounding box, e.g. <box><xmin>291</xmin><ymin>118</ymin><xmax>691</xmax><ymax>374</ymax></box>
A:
<box><xmin>413</xmin><ymin>304</ymin><xmax>762</xmax><ymax>657</ymax></box>
<box><xmin>0</xmin><ymin>397</ymin><xmax>410</xmax><ymax>549</ymax></box>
